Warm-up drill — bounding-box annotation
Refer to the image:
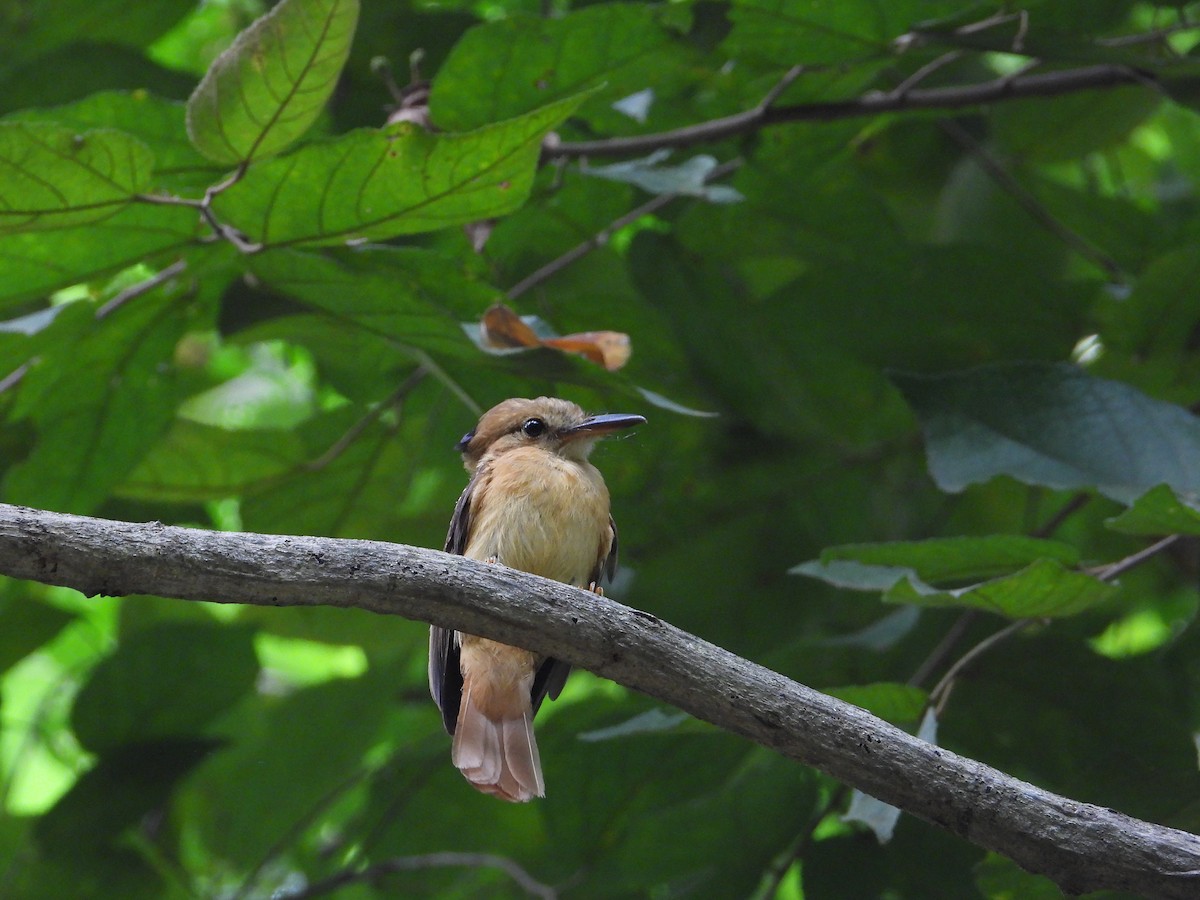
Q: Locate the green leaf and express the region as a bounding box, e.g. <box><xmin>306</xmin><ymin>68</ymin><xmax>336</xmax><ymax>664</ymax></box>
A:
<box><xmin>796</xmin><ymin>557</ymin><xmax>1116</xmax><ymax>619</ymax></box>
<box><xmin>117</xmin><ymin>419</ymin><xmax>306</xmax><ymax>502</ymax></box>
<box><xmin>975</xmin><ymin>852</ymin><xmax>1065</xmax><ymax>900</ymax></box>
<box><xmin>0</xmin><ymin>592</ymin><xmax>74</xmax><ymax>673</ymax></box>
<box><xmin>35</xmin><ymin>738</ymin><xmax>220</xmax><ymax>859</ymax></box>
<box><xmin>213</xmin><ymin>93</ymin><xmax>588</xmax><ymax>245</ymax></box>
<box><xmin>892</xmin><ymin>362</ymin><xmax>1200</xmax><ymax>504</ymax></box>
<box><xmin>992</xmin><ymin>86</ymin><xmax>1160</xmax><ymax>164</ymax></box>
<box><xmin>0</xmin><ymin>122</ymin><xmax>154</xmax><ymax>234</ymax></box>
<box><xmin>189</xmin><ymin>668</ymin><xmax>398</xmax><ymax>866</ymax></box>
<box><xmin>817</xmin><ymin>535</ymin><xmax>1081</xmax><ymax>583</ymax></box>
<box><xmin>249</xmin><ymin>247</ymin><xmax>487</xmax><ymax>358</ymax></box>
<box><xmin>824</xmin><ymin>683</ymin><xmax>928</xmax><ymax>723</ymax></box>
<box><xmin>0</xmin><ymin>203</ymin><xmax>198</xmax><ymax>311</ymax></box>
<box><xmin>724</xmin><ymin>0</ymin><xmax>960</xmax><ymax>66</ymax></box>
<box><xmin>6</xmin><ymin>91</ymin><xmax>222</xmax><ymax>192</ymax></box>
<box><xmin>3</xmin><ymin>283</ymin><xmax>207</xmax><ymax>513</ymax></box>
<box><xmin>186</xmin><ymin>0</ymin><xmax>360</xmax><ymax>165</ymax></box>
<box><xmin>0</xmin><ymin>0</ymin><xmax>194</xmax><ymax>71</ymax></box>
<box><xmin>71</xmin><ymin>622</ymin><xmax>258</xmax><ymax>754</ymax></box>
<box><xmin>1106</xmin><ymin>484</ymin><xmax>1200</xmax><ymax>536</ymax></box>
<box><xmin>886</xmin><ymin>559</ymin><xmax>1117</xmax><ymax>619</ymax></box>
<box><xmin>431</xmin><ymin>4</ymin><xmax>681</xmax><ymax>131</ymax></box>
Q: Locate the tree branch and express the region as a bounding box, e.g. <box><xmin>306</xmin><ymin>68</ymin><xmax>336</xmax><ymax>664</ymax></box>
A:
<box><xmin>550</xmin><ymin>64</ymin><xmax>1152</xmax><ymax>159</ymax></box>
<box><xmin>0</xmin><ymin>503</ymin><xmax>1197</xmax><ymax>899</ymax></box>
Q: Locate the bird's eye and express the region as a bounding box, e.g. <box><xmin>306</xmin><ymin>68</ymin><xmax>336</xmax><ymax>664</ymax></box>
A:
<box><xmin>521</xmin><ymin>418</ymin><xmax>546</xmax><ymax>438</ymax></box>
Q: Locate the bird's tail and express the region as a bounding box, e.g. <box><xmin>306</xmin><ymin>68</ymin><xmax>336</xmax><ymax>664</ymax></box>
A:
<box><xmin>452</xmin><ymin>672</ymin><xmax>545</xmax><ymax>802</ymax></box>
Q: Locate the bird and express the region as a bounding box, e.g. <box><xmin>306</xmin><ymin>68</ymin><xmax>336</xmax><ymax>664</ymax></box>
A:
<box><xmin>428</xmin><ymin>397</ymin><xmax>645</xmax><ymax>802</ymax></box>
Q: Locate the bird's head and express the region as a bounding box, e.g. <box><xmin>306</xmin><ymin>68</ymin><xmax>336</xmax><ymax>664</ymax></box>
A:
<box><xmin>456</xmin><ymin>397</ymin><xmax>645</xmax><ymax>472</ymax></box>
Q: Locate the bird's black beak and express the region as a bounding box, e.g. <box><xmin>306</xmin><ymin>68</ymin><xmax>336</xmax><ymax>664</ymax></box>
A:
<box><xmin>563</xmin><ymin>413</ymin><xmax>646</xmax><ymax>440</ymax></box>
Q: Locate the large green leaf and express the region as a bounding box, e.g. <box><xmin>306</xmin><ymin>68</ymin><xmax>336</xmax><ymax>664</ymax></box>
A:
<box><xmin>0</xmin><ymin>203</ymin><xmax>199</xmax><ymax>311</ymax></box>
<box><xmin>796</xmin><ymin>557</ymin><xmax>1117</xmax><ymax>619</ymax></box>
<box><xmin>248</xmin><ymin>247</ymin><xmax>489</xmax><ymax>358</ymax></box>
<box><xmin>186</xmin><ymin>0</ymin><xmax>360</xmax><ymax>165</ymax></box>
<box><xmin>188</xmin><ymin>668</ymin><xmax>399</xmax><ymax>867</ymax></box>
<box><xmin>431</xmin><ymin>4</ymin><xmax>681</xmax><ymax>131</ymax></box>
<box><xmin>71</xmin><ymin>622</ymin><xmax>258</xmax><ymax>754</ymax></box>
<box><xmin>117</xmin><ymin>419</ymin><xmax>307</xmax><ymax>503</ymax></box>
<box><xmin>814</xmin><ymin>535</ymin><xmax>1081</xmax><ymax>583</ymax></box>
<box><xmin>0</xmin><ymin>122</ymin><xmax>154</xmax><ymax>234</ymax></box>
<box><xmin>3</xmin><ymin>281</ymin><xmax>210</xmax><ymax>514</ymax></box>
<box><xmin>213</xmin><ymin>94</ymin><xmax>588</xmax><ymax>246</ymax></box>
<box><xmin>0</xmin><ymin>590</ymin><xmax>74</xmax><ymax>673</ymax></box>
<box><xmin>7</xmin><ymin>91</ymin><xmax>223</xmax><ymax>192</ymax></box>
<box><xmin>35</xmin><ymin>738</ymin><xmax>220</xmax><ymax>859</ymax></box>
<box><xmin>892</xmin><ymin>362</ymin><xmax>1200</xmax><ymax>504</ymax></box>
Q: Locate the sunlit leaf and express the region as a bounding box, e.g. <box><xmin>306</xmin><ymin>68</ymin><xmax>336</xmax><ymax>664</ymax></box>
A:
<box><xmin>213</xmin><ymin>93</ymin><xmax>587</xmax><ymax>245</ymax></box>
<box><xmin>886</xmin><ymin>559</ymin><xmax>1117</xmax><ymax>619</ymax></box>
<box><xmin>0</xmin><ymin>122</ymin><xmax>154</xmax><ymax>233</ymax></box>
<box><xmin>893</xmin><ymin>362</ymin><xmax>1200</xmax><ymax>504</ymax></box>
<box><xmin>186</xmin><ymin>0</ymin><xmax>360</xmax><ymax>165</ymax></box>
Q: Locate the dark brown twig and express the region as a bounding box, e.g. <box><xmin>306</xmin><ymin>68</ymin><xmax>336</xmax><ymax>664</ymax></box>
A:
<box><xmin>507</xmin><ymin>158</ymin><xmax>742</xmax><ymax>300</ymax></box>
<box><xmin>550</xmin><ymin>64</ymin><xmax>1151</xmax><ymax>160</ymax></box>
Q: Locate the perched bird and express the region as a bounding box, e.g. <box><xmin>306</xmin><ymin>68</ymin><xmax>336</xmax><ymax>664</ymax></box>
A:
<box><xmin>429</xmin><ymin>397</ymin><xmax>645</xmax><ymax>802</ymax></box>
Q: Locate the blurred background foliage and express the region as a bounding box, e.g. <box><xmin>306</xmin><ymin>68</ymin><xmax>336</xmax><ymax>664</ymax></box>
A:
<box><xmin>1</xmin><ymin>0</ymin><xmax>1200</xmax><ymax>897</ymax></box>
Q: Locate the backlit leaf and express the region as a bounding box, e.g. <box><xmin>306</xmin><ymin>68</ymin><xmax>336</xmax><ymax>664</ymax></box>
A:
<box><xmin>186</xmin><ymin>0</ymin><xmax>360</xmax><ymax>165</ymax></box>
<box><xmin>213</xmin><ymin>93</ymin><xmax>587</xmax><ymax>246</ymax></box>
<box><xmin>0</xmin><ymin>123</ymin><xmax>154</xmax><ymax>233</ymax></box>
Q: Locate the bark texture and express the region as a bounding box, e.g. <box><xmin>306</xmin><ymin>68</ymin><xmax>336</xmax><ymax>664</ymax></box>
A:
<box><xmin>0</xmin><ymin>503</ymin><xmax>1197</xmax><ymax>898</ymax></box>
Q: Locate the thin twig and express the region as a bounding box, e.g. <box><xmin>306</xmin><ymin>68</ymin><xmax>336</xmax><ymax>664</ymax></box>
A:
<box><xmin>95</xmin><ymin>259</ymin><xmax>189</xmax><ymax>319</ymax></box>
<box><xmin>507</xmin><ymin>158</ymin><xmax>743</xmax><ymax>300</ymax></box>
<box><xmin>305</xmin><ymin>367</ymin><xmax>428</xmax><ymax>471</ymax></box>
<box><xmin>1033</xmin><ymin>492</ymin><xmax>1092</xmax><ymax>539</ymax></box>
<box><xmin>283</xmin><ymin>852</ymin><xmax>558</xmax><ymax>900</ymax></box>
<box><xmin>1093</xmin><ymin>534</ymin><xmax>1181</xmax><ymax>581</ymax></box>
<box><xmin>889</xmin><ymin>50</ymin><xmax>965</xmax><ymax>98</ymax></box>
<box><xmin>937</xmin><ymin>118</ymin><xmax>1127</xmax><ymax>283</ymax></box>
<box><xmin>928</xmin><ymin>534</ymin><xmax>1184</xmax><ymax>713</ymax></box>
<box><xmin>907</xmin><ymin>609</ymin><xmax>980</xmax><ymax>689</ymax></box>
<box><xmin>929</xmin><ymin>617</ymin><xmax>1033</xmax><ymax>713</ymax></box>
<box><xmin>550</xmin><ymin>64</ymin><xmax>1150</xmax><ymax>159</ymax></box>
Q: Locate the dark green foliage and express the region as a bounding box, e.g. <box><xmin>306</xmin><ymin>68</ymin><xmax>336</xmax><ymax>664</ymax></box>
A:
<box><xmin>2</xmin><ymin>0</ymin><xmax>1200</xmax><ymax>897</ymax></box>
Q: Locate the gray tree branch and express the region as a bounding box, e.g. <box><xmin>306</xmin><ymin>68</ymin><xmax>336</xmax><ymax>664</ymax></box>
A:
<box><xmin>0</xmin><ymin>503</ymin><xmax>1197</xmax><ymax>898</ymax></box>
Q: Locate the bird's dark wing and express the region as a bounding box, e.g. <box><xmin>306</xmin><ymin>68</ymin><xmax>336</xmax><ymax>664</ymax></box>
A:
<box><xmin>531</xmin><ymin>657</ymin><xmax>570</xmax><ymax>714</ymax></box>
<box><xmin>428</xmin><ymin>479</ymin><xmax>477</xmax><ymax>734</ymax></box>
<box><xmin>590</xmin><ymin>515</ymin><xmax>620</xmax><ymax>586</ymax></box>
<box><xmin>428</xmin><ymin>625</ymin><xmax>461</xmax><ymax>734</ymax></box>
